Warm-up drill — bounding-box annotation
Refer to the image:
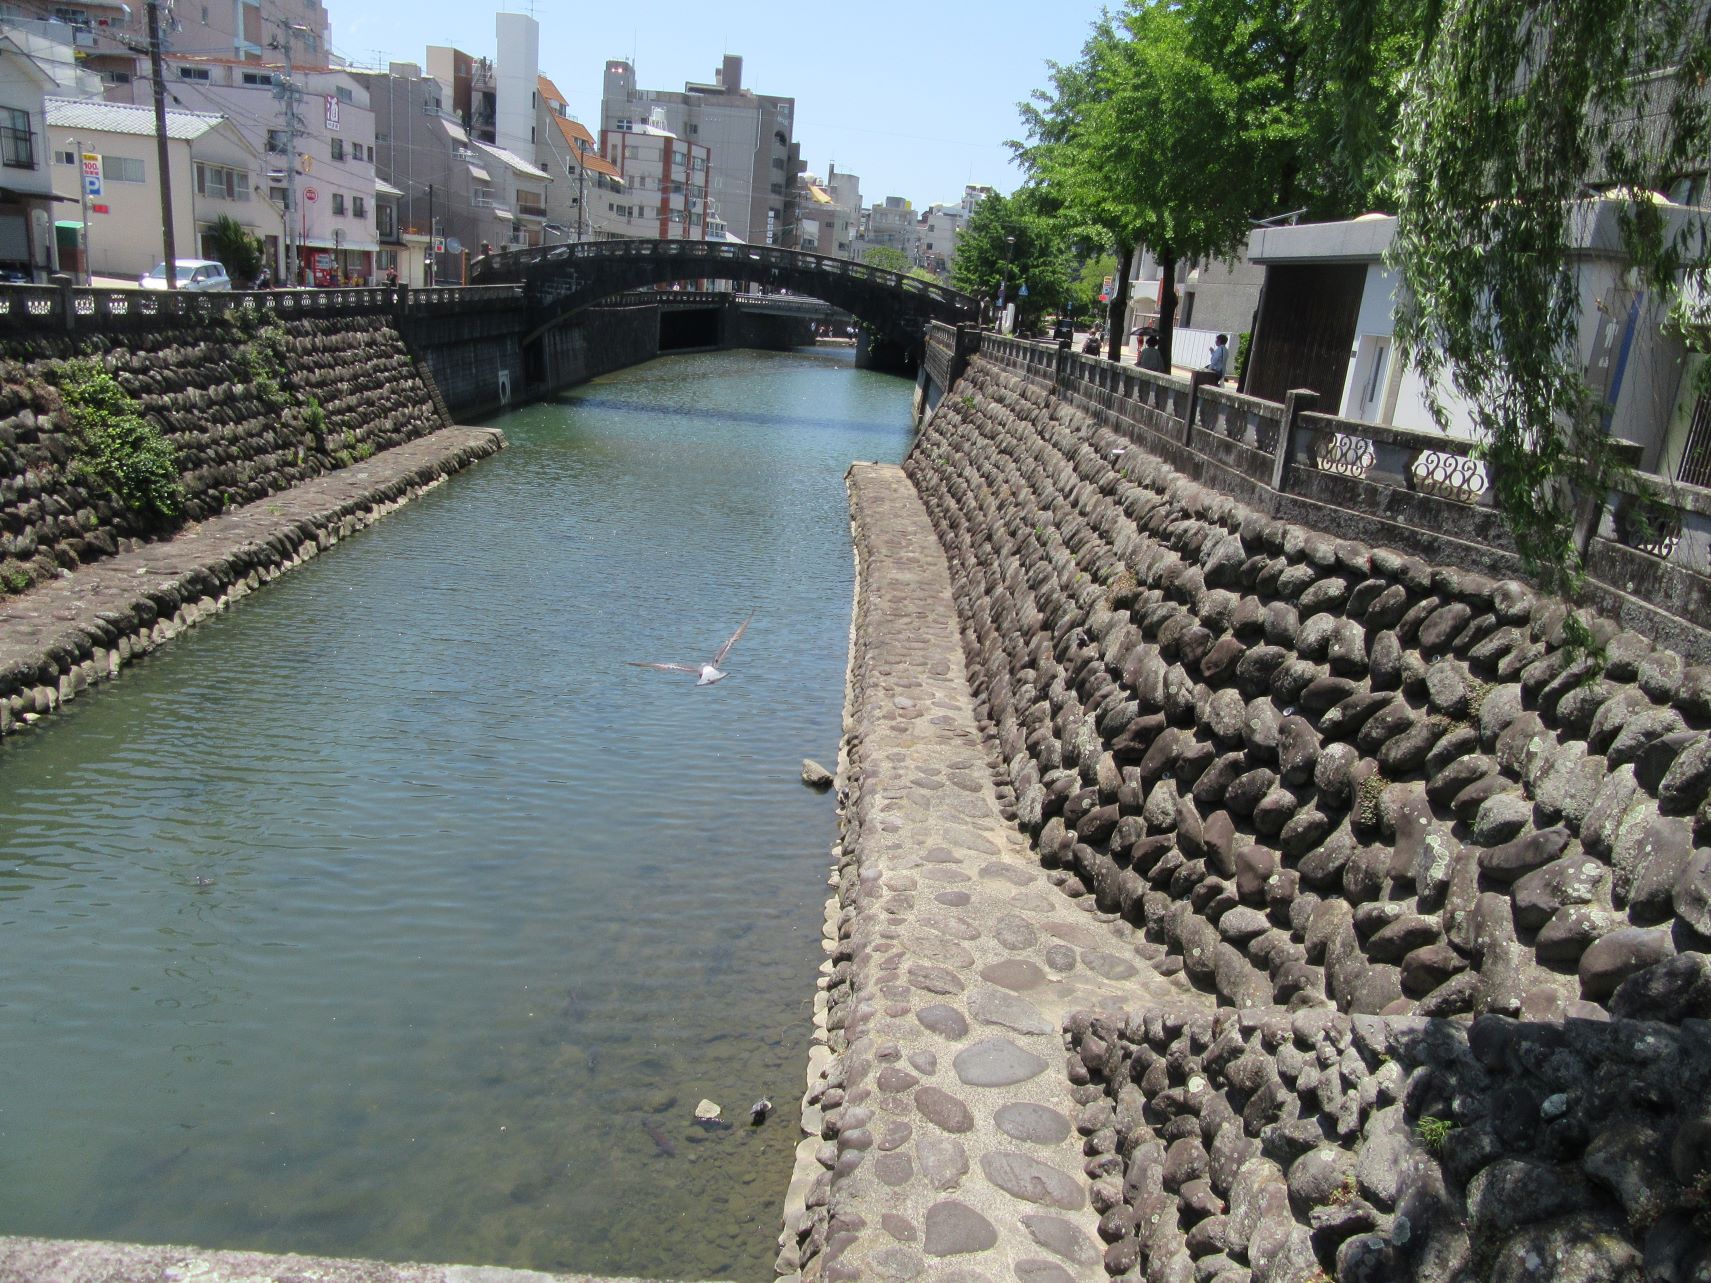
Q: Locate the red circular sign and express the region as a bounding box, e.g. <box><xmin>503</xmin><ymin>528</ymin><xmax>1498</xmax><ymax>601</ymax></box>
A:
<box><xmin>304</xmin><ymin>187</ymin><xmax>319</xmax><ymax>203</ymax></box>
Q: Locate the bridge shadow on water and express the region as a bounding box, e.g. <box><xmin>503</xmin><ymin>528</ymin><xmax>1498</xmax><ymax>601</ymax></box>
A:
<box><xmin>556</xmin><ymin>391</ymin><xmax>916</xmax><ymax>440</ymax></box>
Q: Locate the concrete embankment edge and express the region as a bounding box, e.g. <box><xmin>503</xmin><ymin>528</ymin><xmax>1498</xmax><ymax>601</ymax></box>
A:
<box><xmin>0</xmin><ymin>1235</ymin><xmax>712</xmax><ymax>1283</ymax></box>
<box><xmin>0</xmin><ymin>426</ymin><xmax>505</xmax><ymax>741</ymax></box>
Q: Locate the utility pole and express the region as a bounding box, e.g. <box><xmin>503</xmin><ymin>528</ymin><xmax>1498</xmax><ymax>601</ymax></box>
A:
<box><xmin>72</xmin><ymin>136</ymin><xmax>92</xmax><ymax>285</ymax></box>
<box><xmin>269</xmin><ymin>20</ymin><xmax>309</xmax><ymax>284</ymax></box>
<box><xmin>145</xmin><ymin>1</ymin><xmax>176</xmax><ymax>288</ymax></box>
<box><xmin>425</xmin><ymin>182</ymin><xmax>434</xmax><ymax>285</ymax></box>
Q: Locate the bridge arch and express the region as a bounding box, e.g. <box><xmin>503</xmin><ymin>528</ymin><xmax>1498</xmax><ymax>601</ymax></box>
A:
<box><xmin>470</xmin><ymin>239</ymin><xmax>980</xmax><ymax>360</ymax></box>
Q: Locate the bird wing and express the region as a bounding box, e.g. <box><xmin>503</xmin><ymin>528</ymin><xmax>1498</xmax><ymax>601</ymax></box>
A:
<box><xmin>628</xmin><ymin>661</ymin><xmax>702</xmax><ymax>675</ymax></box>
<box><xmin>713</xmin><ymin>611</ymin><xmax>753</xmax><ymax>666</ymax></box>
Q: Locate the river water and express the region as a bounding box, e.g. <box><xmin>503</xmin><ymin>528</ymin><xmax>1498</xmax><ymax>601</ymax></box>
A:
<box><xmin>0</xmin><ymin>347</ymin><xmax>914</xmax><ymax>1280</ymax></box>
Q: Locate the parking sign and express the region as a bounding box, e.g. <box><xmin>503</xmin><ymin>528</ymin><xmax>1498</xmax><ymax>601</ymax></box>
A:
<box><xmin>81</xmin><ymin>153</ymin><xmax>101</xmax><ymax>198</ymax></box>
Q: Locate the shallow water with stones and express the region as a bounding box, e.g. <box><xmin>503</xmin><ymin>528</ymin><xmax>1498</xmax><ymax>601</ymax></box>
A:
<box><xmin>0</xmin><ymin>347</ymin><xmax>914</xmax><ymax>1280</ymax></box>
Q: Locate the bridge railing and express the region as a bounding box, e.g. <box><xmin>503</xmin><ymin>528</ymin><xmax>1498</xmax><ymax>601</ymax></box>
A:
<box><xmin>0</xmin><ymin>281</ymin><xmax>526</xmax><ymax>330</ymax></box>
<box><xmin>475</xmin><ymin>238</ymin><xmax>979</xmax><ymax>314</ymax></box>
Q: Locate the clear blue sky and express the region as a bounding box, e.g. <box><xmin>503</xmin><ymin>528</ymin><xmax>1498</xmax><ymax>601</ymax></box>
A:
<box><xmin>331</xmin><ymin>0</ymin><xmax>1109</xmax><ymax>207</ymax></box>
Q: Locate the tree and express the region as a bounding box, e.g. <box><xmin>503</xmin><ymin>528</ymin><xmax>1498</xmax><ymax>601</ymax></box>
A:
<box><xmin>950</xmin><ymin>188</ymin><xmax>1074</xmax><ymax>333</ymax></box>
<box><xmin>207</xmin><ymin>214</ymin><xmax>263</xmax><ymax>286</ymax></box>
<box><xmin>1390</xmin><ymin>0</ymin><xmax>1710</xmax><ymax>594</ymax></box>
<box><xmin>1016</xmin><ymin>2</ymin><xmax>1256</xmax><ymax>365</ymax></box>
<box><xmin>861</xmin><ymin>245</ymin><xmax>914</xmax><ymax>276</ymax></box>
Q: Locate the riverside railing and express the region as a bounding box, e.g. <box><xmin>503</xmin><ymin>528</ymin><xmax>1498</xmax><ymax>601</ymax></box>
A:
<box><xmin>923</xmin><ymin>321</ymin><xmax>1709</xmax><ymax>649</ymax></box>
<box><xmin>0</xmin><ymin>280</ymin><xmax>526</xmax><ymax>330</ymax></box>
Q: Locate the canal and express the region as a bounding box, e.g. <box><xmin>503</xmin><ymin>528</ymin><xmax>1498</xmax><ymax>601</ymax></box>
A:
<box><xmin>0</xmin><ymin>347</ymin><xmax>915</xmax><ymax>1280</ymax></box>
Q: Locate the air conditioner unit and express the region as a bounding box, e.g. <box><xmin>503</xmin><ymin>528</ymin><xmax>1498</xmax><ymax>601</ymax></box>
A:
<box><xmin>72</xmin><ymin>28</ymin><xmax>95</xmax><ymax>46</ymax></box>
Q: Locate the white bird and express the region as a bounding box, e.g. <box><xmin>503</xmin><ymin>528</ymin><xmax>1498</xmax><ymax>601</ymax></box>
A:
<box><xmin>629</xmin><ymin>612</ymin><xmax>753</xmax><ymax>686</ymax></box>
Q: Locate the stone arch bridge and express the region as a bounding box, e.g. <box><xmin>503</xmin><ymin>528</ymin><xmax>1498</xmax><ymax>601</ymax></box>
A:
<box><xmin>470</xmin><ymin>239</ymin><xmax>980</xmax><ymax>363</ymax></box>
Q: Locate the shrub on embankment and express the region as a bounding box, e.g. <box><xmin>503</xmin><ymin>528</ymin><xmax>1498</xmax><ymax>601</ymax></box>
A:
<box><xmin>0</xmin><ymin>314</ymin><xmax>443</xmax><ymax>596</ymax></box>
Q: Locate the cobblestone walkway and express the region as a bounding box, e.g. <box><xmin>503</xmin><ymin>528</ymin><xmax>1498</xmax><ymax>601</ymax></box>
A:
<box><xmin>789</xmin><ymin>465</ymin><xmax>1206</xmax><ymax>1282</ymax></box>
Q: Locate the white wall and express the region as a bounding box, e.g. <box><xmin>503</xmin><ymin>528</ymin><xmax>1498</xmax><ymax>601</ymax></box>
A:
<box><xmin>494</xmin><ymin>12</ymin><xmax>538</xmax><ymax>162</ymax></box>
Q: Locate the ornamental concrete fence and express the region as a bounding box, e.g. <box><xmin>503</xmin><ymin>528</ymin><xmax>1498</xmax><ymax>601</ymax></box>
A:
<box><xmin>903</xmin><ymin>347</ymin><xmax>1711</xmax><ymax>1281</ymax></box>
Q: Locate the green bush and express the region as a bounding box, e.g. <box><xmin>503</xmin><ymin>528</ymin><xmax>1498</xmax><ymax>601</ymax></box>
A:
<box><xmin>52</xmin><ymin>358</ymin><xmax>182</xmax><ymax>527</ymax></box>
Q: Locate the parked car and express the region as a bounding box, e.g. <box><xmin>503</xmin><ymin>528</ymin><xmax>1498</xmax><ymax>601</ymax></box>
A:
<box><xmin>139</xmin><ymin>259</ymin><xmax>231</xmax><ymax>292</ymax></box>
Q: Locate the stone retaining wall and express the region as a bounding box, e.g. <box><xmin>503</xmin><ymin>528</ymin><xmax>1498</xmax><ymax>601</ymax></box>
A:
<box><xmin>905</xmin><ymin>357</ymin><xmax>1711</xmax><ymax>1027</ymax></box>
<box><xmin>0</xmin><ymin>315</ymin><xmax>445</xmax><ymax>600</ymax></box>
<box><xmin>898</xmin><ymin>354</ymin><xmax>1711</xmax><ymax>1279</ymax></box>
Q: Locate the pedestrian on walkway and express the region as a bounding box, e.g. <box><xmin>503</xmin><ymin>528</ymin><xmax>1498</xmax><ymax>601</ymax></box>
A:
<box><xmin>1206</xmin><ymin>333</ymin><xmax>1231</xmax><ymax>382</ymax></box>
<box><xmin>1137</xmin><ymin>335</ymin><xmax>1166</xmax><ymax>373</ymax></box>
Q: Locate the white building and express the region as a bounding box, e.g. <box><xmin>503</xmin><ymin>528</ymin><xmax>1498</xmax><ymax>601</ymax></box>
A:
<box><xmin>1243</xmin><ymin>205</ymin><xmax>1698</xmax><ymax>478</ymax></box>
<box><xmin>45</xmin><ymin>96</ymin><xmax>280</xmax><ymax>282</ymax></box>
<box><xmin>0</xmin><ymin>33</ymin><xmax>68</xmax><ymax>279</ymax></box>
<box><xmin>133</xmin><ymin>60</ymin><xmax>378</xmax><ymax>282</ymax></box>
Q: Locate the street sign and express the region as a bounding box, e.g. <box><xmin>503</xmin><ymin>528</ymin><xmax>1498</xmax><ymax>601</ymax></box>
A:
<box><xmin>81</xmin><ymin>152</ymin><xmax>101</xmax><ymax>198</ymax></box>
<box><xmin>325</xmin><ymin>94</ymin><xmax>341</xmax><ymax>131</ymax></box>
<box><xmin>303</xmin><ymin>187</ymin><xmax>319</xmax><ymax>204</ymax></box>
<box><xmin>432</xmin><ymin>237</ymin><xmax>446</xmax><ymax>252</ymax></box>
<box><xmin>91</xmin><ymin>203</ymin><xmax>109</xmax><ymax>214</ymax></box>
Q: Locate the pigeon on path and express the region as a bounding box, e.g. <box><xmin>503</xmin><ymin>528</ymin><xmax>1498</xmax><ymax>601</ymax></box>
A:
<box><xmin>629</xmin><ymin>612</ymin><xmax>753</xmax><ymax>686</ymax></box>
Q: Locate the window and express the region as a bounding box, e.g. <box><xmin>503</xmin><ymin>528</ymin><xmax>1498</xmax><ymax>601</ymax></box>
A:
<box><xmin>103</xmin><ymin>155</ymin><xmax>144</xmax><ymax>183</ymax></box>
<box><xmin>54</xmin><ymin>149</ymin><xmax>76</xmax><ymax>166</ymax></box>
<box><xmin>353</xmin><ymin>196</ymin><xmax>365</xmax><ymax>218</ymax></box>
<box><xmin>335</xmin><ymin>85</ymin><xmax>353</xmax><ymax>104</ymax></box>
<box><xmin>266</xmin><ymin>129</ymin><xmax>288</xmax><ymax>154</ymax></box>
<box><xmin>376</xmin><ymin>204</ymin><xmax>394</xmax><ymax>237</ymax></box>
<box><xmin>329</xmin><ymin>138</ymin><xmax>344</xmax><ymax>161</ymax></box>
<box><xmin>471</xmin><ymin>186</ymin><xmax>494</xmax><ymax>208</ymax></box>
<box><xmin>194</xmin><ymin>161</ymin><xmax>250</xmax><ymax>201</ymax></box>
<box><xmin>331</xmin><ymin>192</ymin><xmax>345</xmax><ymax>215</ymax></box>
<box><xmin>177</xmin><ymin>65</ymin><xmax>210</xmax><ymax>81</ymax></box>
<box><xmin>269</xmin><ymin>185</ymin><xmax>287</xmax><ymax>205</ymax></box>
<box><xmin>771</xmin><ymin>157</ymin><xmax>785</xmax><ymax>170</ymax></box>
<box><xmin>98</xmin><ymin>69</ymin><xmax>131</xmax><ymax>85</ymax></box>
<box><xmin>1</xmin><ymin>108</ymin><xmax>32</xmax><ymax>169</ymax></box>
<box><xmin>242</xmin><ymin>71</ymin><xmax>273</xmax><ymax>86</ymax></box>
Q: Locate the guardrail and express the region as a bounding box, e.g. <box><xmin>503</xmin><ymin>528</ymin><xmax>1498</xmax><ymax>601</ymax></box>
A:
<box><xmin>0</xmin><ymin>281</ymin><xmax>526</xmax><ymax>329</ymax></box>
<box><xmin>925</xmin><ymin>322</ymin><xmax>1709</xmax><ymax>644</ymax></box>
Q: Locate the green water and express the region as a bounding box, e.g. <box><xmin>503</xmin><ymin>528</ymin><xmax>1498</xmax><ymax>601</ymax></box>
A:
<box><xmin>0</xmin><ymin>348</ymin><xmax>914</xmax><ymax>1279</ymax></box>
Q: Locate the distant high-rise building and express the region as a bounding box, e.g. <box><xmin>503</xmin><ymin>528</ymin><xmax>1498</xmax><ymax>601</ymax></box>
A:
<box><xmin>601</xmin><ymin>55</ymin><xmax>800</xmax><ymax>247</ymax></box>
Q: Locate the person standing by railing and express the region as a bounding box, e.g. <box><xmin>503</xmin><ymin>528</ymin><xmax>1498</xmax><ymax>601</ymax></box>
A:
<box><xmin>1205</xmin><ymin>334</ymin><xmax>1231</xmax><ymax>383</ymax></box>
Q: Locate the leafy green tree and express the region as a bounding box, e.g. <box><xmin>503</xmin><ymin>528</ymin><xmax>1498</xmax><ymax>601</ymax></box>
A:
<box><xmin>861</xmin><ymin>245</ymin><xmax>914</xmax><ymax>276</ymax></box>
<box><xmin>1072</xmin><ymin>254</ymin><xmax>1119</xmax><ymax>321</ymax></box>
<box><xmin>207</xmin><ymin>214</ymin><xmax>263</xmax><ymax>286</ymax></box>
<box><xmin>1021</xmin><ymin>1</ymin><xmax>1255</xmax><ymax>365</ymax></box>
<box><xmin>950</xmin><ymin>188</ymin><xmax>1073</xmax><ymax>332</ymax></box>
<box><xmin>1390</xmin><ymin>0</ymin><xmax>1709</xmax><ymax>593</ymax></box>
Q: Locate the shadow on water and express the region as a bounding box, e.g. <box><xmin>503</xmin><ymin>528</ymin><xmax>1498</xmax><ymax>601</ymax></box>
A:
<box><xmin>0</xmin><ymin>348</ymin><xmax>916</xmax><ymax>1280</ymax></box>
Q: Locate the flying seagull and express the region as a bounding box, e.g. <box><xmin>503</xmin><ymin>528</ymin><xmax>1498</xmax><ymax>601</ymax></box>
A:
<box><xmin>629</xmin><ymin>612</ymin><xmax>753</xmax><ymax>686</ymax></box>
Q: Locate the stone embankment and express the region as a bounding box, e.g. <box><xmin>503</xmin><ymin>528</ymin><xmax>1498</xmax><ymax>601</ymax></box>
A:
<box><xmin>0</xmin><ymin>426</ymin><xmax>502</xmax><ymax>739</ymax></box>
<box><xmin>780</xmin><ymin>463</ymin><xmax>1205</xmax><ymax>1281</ymax></box>
<box><xmin>0</xmin><ymin>314</ymin><xmax>446</xmax><ymax>600</ymax></box>
<box><xmin>877</xmin><ymin>354</ymin><xmax>1711</xmax><ymax>1281</ymax></box>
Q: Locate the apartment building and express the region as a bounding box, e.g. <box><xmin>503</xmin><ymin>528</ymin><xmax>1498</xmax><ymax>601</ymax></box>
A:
<box><xmin>601</xmin><ymin>54</ymin><xmax>800</xmax><ymax>247</ymax></box>
<box><xmin>535</xmin><ymin>73</ymin><xmax>630</xmax><ymax>242</ymax></box>
<box><xmin>597</xmin><ymin>107</ymin><xmax>707</xmax><ymax>241</ymax></box>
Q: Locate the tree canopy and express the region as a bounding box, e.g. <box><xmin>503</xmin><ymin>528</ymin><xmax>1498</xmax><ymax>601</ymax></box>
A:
<box><xmin>950</xmin><ymin>188</ymin><xmax>1074</xmax><ymax>332</ymax></box>
<box><xmin>860</xmin><ymin>245</ymin><xmax>914</xmax><ymax>276</ymax></box>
